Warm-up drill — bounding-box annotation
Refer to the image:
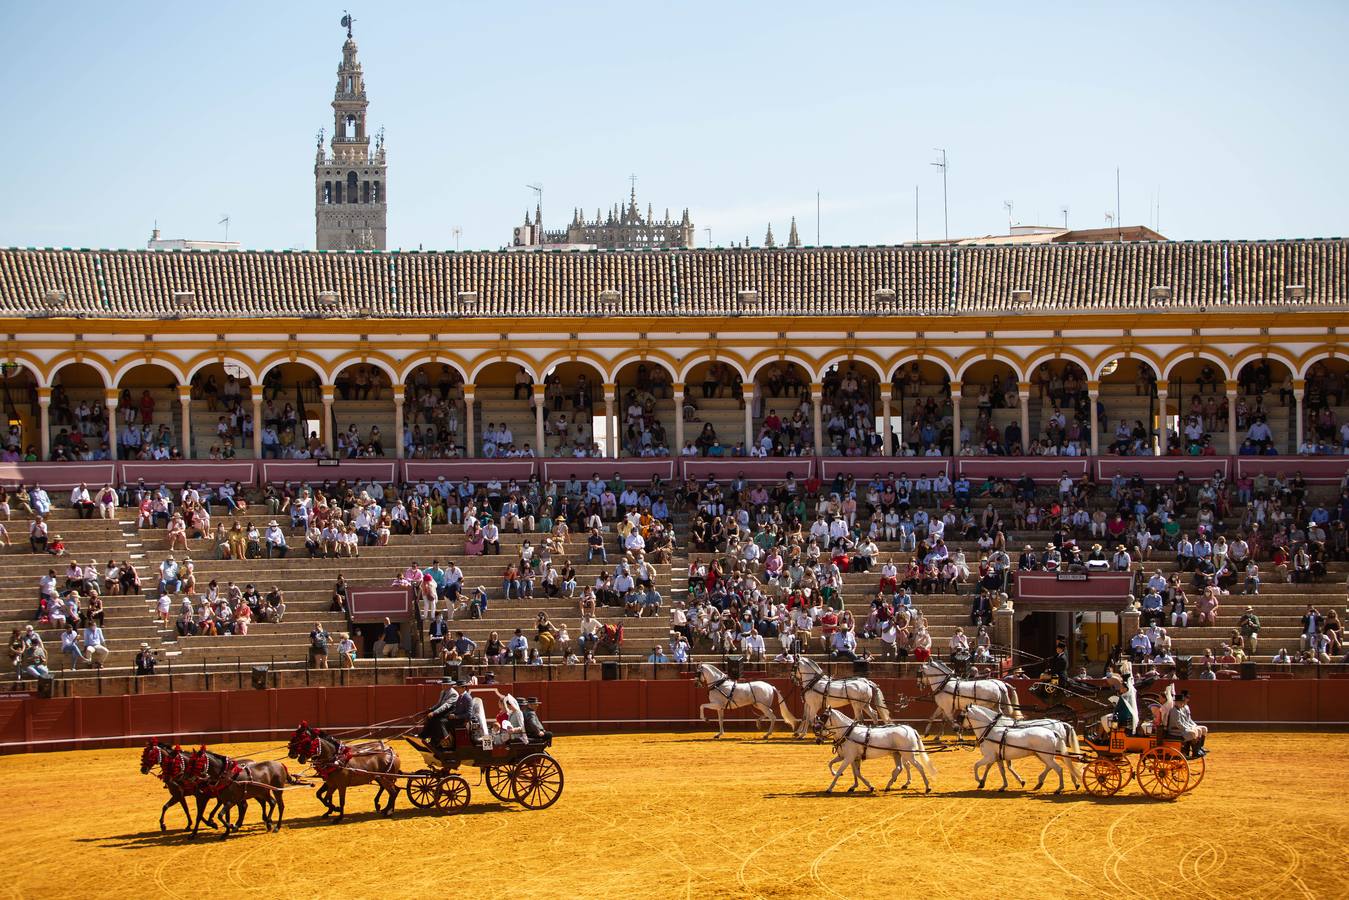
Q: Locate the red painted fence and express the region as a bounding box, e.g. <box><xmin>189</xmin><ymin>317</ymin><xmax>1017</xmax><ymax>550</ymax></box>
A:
<box><xmin>2</xmin><ymin>676</ymin><xmax>1347</xmax><ymax>754</ymax></box>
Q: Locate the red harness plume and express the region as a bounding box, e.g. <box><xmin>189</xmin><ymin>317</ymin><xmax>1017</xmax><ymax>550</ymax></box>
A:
<box><xmin>314</xmin><ymin>743</ymin><xmax>353</xmax><ymax>779</ymax></box>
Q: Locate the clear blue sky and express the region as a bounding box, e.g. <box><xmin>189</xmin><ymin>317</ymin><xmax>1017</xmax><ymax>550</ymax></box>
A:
<box><xmin>3</xmin><ymin>1</ymin><xmax>1346</xmax><ymax>250</ymax></box>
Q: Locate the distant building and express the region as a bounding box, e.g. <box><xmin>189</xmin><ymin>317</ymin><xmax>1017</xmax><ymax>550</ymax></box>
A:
<box><xmin>314</xmin><ymin>20</ymin><xmax>387</xmax><ymax>251</ymax></box>
<box><xmin>911</xmin><ymin>224</ymin><xmax>1167</xmax><ymax>246</ymax></box>
<box><xmin>511</xmin><ymin>185</ymin><xmax>694</xmax><ymax>250</ymax></box>
<box><xmin>146</xmin><ymin>228</ymin><xmax>239</xmax><ymax>251</ymax></box>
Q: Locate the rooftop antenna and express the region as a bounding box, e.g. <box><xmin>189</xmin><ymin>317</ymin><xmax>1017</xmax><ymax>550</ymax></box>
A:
<box><xmin>526</xmin><ymin>183</ymin><xmax>542</xmax><ymax>232</ymax></box>
<box><xmin>452</xmin><ymin>226</ymin><xmax>462</xmax><ymax>252</ymax></box>
<box><xmin>931</xmin><ymin>149</ymin><xmax>949</xmax><ymax>241</ymax></box>
<box><xmin>218</xmin><ymin>214</ymin><xmax>230</xmax><ymax>242</ymax></box>
<box><xmin>914</xmin><ymin>184</ymin><xmax>919</xmax><ymax>243</ymax></box>
<box><xmin>703</xmin><ymin>227</ymin><xmax>712</xmax><ymax>247</ymax></box>
<box><xmin>1060</xmin><ymin>206</ymin><xmax>1069</xmax><ymax>230</ymax></box>
<box><xmin>1104</xmin><ymin>211</ymin><xmax>1115</xmax><ymax>228</ymax></box>
<box><xmin>816</xmin><ymin>191</ymin><xmax>820</xmax><ymax>245</ymax></box>
<box><xmin>1115</xmin><ymin>166</ymin><xmax>1122</xmax><ymax>241</ymax></box>
<box><xmin>1003</xmin><ymin>200</ymin><xmax>1014</xmax><ymax>232</ymax></box>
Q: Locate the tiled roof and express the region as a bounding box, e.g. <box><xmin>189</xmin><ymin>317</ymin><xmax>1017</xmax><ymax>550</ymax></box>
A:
<box><xmin>0</xmin><ymin>240</ymin><xmax>1344</xmax><ymax>319</ymax></box>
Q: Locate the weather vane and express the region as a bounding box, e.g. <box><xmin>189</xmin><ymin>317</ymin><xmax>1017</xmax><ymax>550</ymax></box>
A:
<box><xmin>341</xmin><ymin>11</ymin><xmax>354</xmax><ymax>39</ymax></box>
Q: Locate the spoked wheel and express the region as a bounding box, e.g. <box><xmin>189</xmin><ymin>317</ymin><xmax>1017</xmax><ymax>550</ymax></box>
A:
<box><xmin>1183</xmin><ymin>752</ymin><xmax>1206</xmax><ymax>792</ymax></box>
<box><xmin>512</xmin><ymin>753</ymin><xmax>564</xmax><ymax>810</ymax></box>
<box><xmin>405</xmin><ymin>772</ymin><xmax>441</xmax><ymax>809</ymax></box>
<box><xmin>434</xmin><ymin>775</ymin><xmax>471</xmax><ymax>811</ymax></box>
<box><xmin>486</xmin><ymin>765</ymin><xmax>517</xmax><ymax>803</ymax></box>
<box><xmin>1137</xmin><ymin>746</ymin><xmax>1189</xmax><ymax>799</ymax></box>
<box><xmin>1082</xmin><ymin>758</ymin><xmax>1126</xmax><ymax>797</ymax></box>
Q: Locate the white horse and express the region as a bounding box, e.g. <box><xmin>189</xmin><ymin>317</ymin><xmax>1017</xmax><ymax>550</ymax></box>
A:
<box><xmin>916</xmin><ymin>660</ymin><xmax>1020</xmax><ymax>736</ymax></box>
<box><xmin>695</xmin><ymin>663</ymin><xmax>797</xmax><ymax>738</ymax></box>
<box><xmin>814</xmin><ymin>708</ymin><xmax>936</xmax><ymax>793</ymax></box>
<box><xmin>790</xmin><ymin>656</ymin><xmax>891</xmax><ymax>738</ymax></box>
<box><xmin>961</xmin><ymin>703</ymin><xmax>1082</xmax><ymax>794</ymax></box>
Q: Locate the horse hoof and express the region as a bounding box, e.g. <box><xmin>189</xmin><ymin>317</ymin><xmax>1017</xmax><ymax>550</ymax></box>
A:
<box><xmin>924</xmin><ymin>788</ymin><xmax>931</xmax><ymax>793</ymax></box>
<box><xmin>159</xmin><ymin>824</ymin><xmax>166</xmax><ymax>832</ymax></box>
<box><xmin>846</xmin><ymin>786</ymin><xmax>856</xmax><ymax>793</ymax></box>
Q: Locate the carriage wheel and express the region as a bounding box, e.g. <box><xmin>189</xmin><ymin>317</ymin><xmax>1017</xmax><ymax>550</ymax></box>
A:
<box><xmin>512</xmin><ymin>753</ymin><xmax>564</xmax><ymax>810</ymax></box>
<box><xmin>486</xmin><ymin>765</ymin><xmax>517</xmax><ymax>803</ymax></box>
<box><xmin>434</xmin><ymin>775</ymin><xmax>471</xmax><ymax>811</ymax></box>
<box><xmin>1082</xmin><ymin>758</ymin><xmax>1126</xmax><ymax>797</ymax></box>
<box><xmin>406</xmin><ymin>773</ymin><xmax>441</xmax><ymax>809</ymax></box>
<box><xmin>1137</xmin><ymin>746</ymin><xmax>1188</xmax><ymax>799</ymax></box>
<box><xmin>1183</xmin><ymin>752</ymin><xmax>1206</xmax><ymax>792</ymax></box>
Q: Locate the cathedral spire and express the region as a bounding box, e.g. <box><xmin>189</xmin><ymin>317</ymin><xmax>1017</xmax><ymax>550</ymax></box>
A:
<box><xmin>788</xmin><ymin>216</ymin><xmax>800</xmax><ymax>248</ymax></box>
<box><xmin>315</xmin><ymin>20</ymin><xmax>387</xmax><ymax>250</ymax></box>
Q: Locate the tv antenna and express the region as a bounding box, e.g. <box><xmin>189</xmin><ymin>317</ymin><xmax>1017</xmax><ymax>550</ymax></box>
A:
<box><xmin>452</xmin><ymin>226</ymin><xmax>462</xmax><ymax>251</ymax></box>
<box><xmin>526</xmin><ymin>183</ymin><xmax>542</xmax><ymax>230</ymax></box>
<box><xmin>1060</xmin><ymin>206</ymin><xmax>1069</xmax><ymax>229</ymax></box>
<box><xmin>931</xmin><ymin>149</ymin><xmax>949</xmax><ymax>240</ymax></box>
<box><xmin>218</xmin><ymin>214</ymin><xmax>231</xmax><ymax>242</ymax></box>
<box><xmin>1003</xmin><ymin>200</ymin><xmax>1014</xmax><ymax>231</ymax></box>
<box><xmin>1104</xmin><ymin>212</ymin><xmax>1115</xmax><ymax>228</ymax></box>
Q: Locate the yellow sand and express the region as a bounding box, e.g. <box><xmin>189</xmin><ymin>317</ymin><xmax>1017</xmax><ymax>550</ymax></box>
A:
<box><xmin>3</xmin><ymin>731</ymin><xmax>1346</xmax><ymax>899</ymax></box>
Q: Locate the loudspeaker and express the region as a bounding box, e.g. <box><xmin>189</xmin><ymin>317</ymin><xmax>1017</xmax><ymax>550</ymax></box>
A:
<box><xmin>251</xmin><ymin>665</ymin><xmax>269</xmax><ymax>690</ymax></box>
<box><xmin>852</xmin><ymin>660</ymin><xmax>871</xmax><ymax>676</ymax></box>
<box><xmin>601</xmin><ymin>661</ymin><xmax>619</xmax><ymax>681</ymax></box>
<box><xmin>36</xmin><ymin>675</ymin><xmax>54</xmax><ymax>699</ymax></box>
<box><xmin>726</xmin><ymin>658</ymin><xmax>743</xmax><ymax>678</ymax></box>
<box><xmin>1240</xmin><ymin>661</ymin><xmax>1257</xmax><ymax>681</ymax></box>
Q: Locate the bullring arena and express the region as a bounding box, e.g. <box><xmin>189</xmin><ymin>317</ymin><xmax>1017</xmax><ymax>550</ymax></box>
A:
<box><xmin>5</xmin><ymin>9</ymin><xmax>1349</xmax><ymax>900</ymax></box>
<box><xmin>1</xmin><ymin>730</ymin><xmax>1345</xmax><ymax>899</ymax></box>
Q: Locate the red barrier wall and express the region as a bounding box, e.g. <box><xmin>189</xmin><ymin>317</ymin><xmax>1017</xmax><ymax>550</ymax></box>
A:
<box><xmin>959</xmin><ymin>457</ymin><xmax>1088</xmax><ymax>482</ymax></box>
<box><xmin>1</xmin><ymin>677</ymin><xmax>1345</xmax><ymax>754</ymax></box>
<box><xmin>121</xmin><ymin>460</ymin><xmax>257</xmax><ymax>487</ymax></box>
<box><xmin>261</xmin><ymin>460</ymin><xmax>399</xmax><ymax>484</ymax></box>
<box><xmin>817</xmin><ymin>458</ymin><xmax>950</xmax><ymax>480</ymax></box>
<box><xmin>403</xmin><ymin>459</ymin><xmax>535</xmax><ymax>482</ymax></box>
<box><xmin>1094</xmin><ymin>457</ymin><xmax>1230</xmax><ymax>483</ymax></box>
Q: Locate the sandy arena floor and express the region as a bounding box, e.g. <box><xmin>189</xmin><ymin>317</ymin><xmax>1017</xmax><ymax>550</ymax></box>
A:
<box><xmin>3</xmin><ymin>730</ymin><xmax>1346</xmax><ymax>899</ymax></box>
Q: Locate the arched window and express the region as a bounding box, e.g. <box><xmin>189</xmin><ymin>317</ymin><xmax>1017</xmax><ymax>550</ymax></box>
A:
<box><xmin>323</xmin><ymin>181</ymin><xmax>332</xmax><ymax>204</ymax></box>
<box><xmin>344</xmin><ymin>114</ymin><xmax>356</xmax><ymax>138</ymax></box>
<box><xmin>362</xmin><ymin>181</ymin><xmax>370</xmax><ymax>203</ymax></box>
<box><xmin>347</xmin><ymin>171</ymin><xmax>358</xmax><ymax>204</ymax></box>
<box><xmin>373</xmin><ymin>181</ymin><xmax>381</xmax><ymax>203</ymax></box>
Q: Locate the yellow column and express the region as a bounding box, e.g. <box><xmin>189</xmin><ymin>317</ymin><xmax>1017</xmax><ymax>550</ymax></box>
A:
<box><xmin>250</xmin><ymin>384</ymin><xmax>264</xmax><ymax>459</ymax></box>
<box><xmin>950</xmin><ymin>384</ymin><xmax>962</xmax><ymax>456</ymax></box>
<box><xmin>742</xmin><ymin>383</ymin><xmax>756</xmax><ymax>452</ymax></box>
<box><xmin>104</xmin><ymin>388</ymin><xmax>120</xmax><ymax>461</ymax></box>
<box><xmin>1018</xmin><ymin>382</ymin><xmax>1031</xmax><ymax>454</ymax></box>
<box><xmin>1293</xmin><ymin>379</ymin><xmax>1306</xmax><ymax>453</ymax></box>
<box><xmin>672</xmin><ymin>382</ymin><xmax>686</xmax><ymax>455</ymax></box>
<box><xmin>393</xmin><ymin>386</ymin><xmax>406</xmax><ymax>460</ymax></box>
<box><xmin>1156</xmin><ymin>388</ymin><xmax>1169</xmax><ymax>455</ymax></box>
<box><xmin>533</xmin><ymin>383</ymin><xmax>547</xmax><ymax>458</ymax></box>
<box><xmin>810</xmin><ymin>383</ymin><xmax>824</xmax><ymax>456</ymax></box>
<box><xmin>37</xmin><ymin>387</ymin><xmax>51</xmax><ymax>460</ymax></box>
<box><xmin>177</xmin><ymin>384</ymin><xmax>192</xmax><ymax>459</ymax></box>
<box><xmin>1087</xmin><ymin>380</ymin><xmax>1100</xmax><ymax>456</ymax></box>
<box><xmin>463</xmin><ymin>385</ymin><xmax>476</xmax><ymax>458</ymax></box>
<box><xmin>879</xmin><ymin>383</ymin><xmax>893</xmax><ymax>456</ymax></box>
<box><xmin>603</xmin><ymin>383</ymin><xmax>617</xmax><ymax>457</ymax></box>
<box><xmin>321</xmin><ymin>384</ymin><xmax>335</xmax><ymax>457</ymax></box>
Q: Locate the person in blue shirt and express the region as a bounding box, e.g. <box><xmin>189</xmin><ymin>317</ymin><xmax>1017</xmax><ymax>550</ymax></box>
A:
<box><xmin>647</xmin><ymin>645</ymin><xmax>669</xmax><ymax>663</ymax></box>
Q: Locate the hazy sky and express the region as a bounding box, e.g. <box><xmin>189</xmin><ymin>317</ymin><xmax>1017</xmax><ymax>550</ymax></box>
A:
<box><xmin>3</xmin><ymin>1</ymin><xmax>1346</xmax><ymax>250</ymax></box>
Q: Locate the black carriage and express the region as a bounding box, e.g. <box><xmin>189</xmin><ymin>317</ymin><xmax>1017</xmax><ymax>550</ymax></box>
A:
<box><xmin>401</xmin><ymin>691</ymin><xmax>563</xmax><ymax>812</ymax></box>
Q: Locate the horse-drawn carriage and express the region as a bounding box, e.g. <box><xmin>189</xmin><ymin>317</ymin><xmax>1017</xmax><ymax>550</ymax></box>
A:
<box><xmin>1026</xmin><ymin>675</ymin><xmax>1167</xmax><ymax>730</ymax></box>
<box><xmin>1079</xmin><ymin>726</ymin><xmax>1205</xmax><ymax>800</ymax></box>
<box><xmin>402</xmin><ymin>730</ymin><xmax>563</xmax><ymax>812</ymax></box>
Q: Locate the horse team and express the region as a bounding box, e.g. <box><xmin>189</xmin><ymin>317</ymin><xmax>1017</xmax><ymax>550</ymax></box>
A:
<box><xmin>698</xmin><ymin>658</ymin><xmax>1085</xmax><ymax>795</ymax></box>
<box><xmin>139</xmin><ymin>723</ymin><xmax>404</xmax><ymax>837</ymax></box>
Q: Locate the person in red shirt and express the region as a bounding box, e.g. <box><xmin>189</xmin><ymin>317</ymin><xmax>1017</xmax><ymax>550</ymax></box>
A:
<box><xmin>139</xmin><ymin>389</ymin><xmax>156</xmax><ymax>426</ymax></box>
<box><xmin>819</xmin><ymin>608</ymin><xmax>839</xmax><ymax>645</ymax></box>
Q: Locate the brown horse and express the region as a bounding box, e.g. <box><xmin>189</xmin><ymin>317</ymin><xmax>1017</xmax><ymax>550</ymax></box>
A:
<box><xmin>288</xmin><ymin>722</ymin><xmax>402</xmax><ymax>821</ymax></box>
<box><xmin>185</xmin><ymin>747</ymin><xmax>304</xmax><ymax>834</ymax></box>
<box><xmin>140</xmin><ymin>740</ymin><xmax>227</xmax><ymax>835</ymax></box>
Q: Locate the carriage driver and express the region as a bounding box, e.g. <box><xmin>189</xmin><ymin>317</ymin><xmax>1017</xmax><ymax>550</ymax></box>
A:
<box><xmin>421</xmin><ymin>679</ymin><xmax>463</xmax><ymax>750</ymax></box>
<box><xmin>1164</xmin><ymin>690</ymin><xmax>1208</xmax><ymax>758</ymax></box>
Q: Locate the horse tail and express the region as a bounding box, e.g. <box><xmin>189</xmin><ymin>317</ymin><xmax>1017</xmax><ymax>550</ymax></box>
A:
<box><xmin>916</xmin><ymin>749</ymin><xmax>936</xmax><ymax>776</ymax></box>
<box><xmin>872</xmin><ymin>685</ymin><xmax>891</xmax><ymax>722</ymax></box>
<box><xmin>1002</xmin><ymin>683</ymin><xmax>1021</xmax><ymax>720</ymax></box>
<box><xmin>774</xmin><ymin>688</ymin><xmax>798</xmax><ymax>728</ymax></box>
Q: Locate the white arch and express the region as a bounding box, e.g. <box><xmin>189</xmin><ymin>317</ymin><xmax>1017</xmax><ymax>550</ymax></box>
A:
<box><xmin>396</xmin><ymin>354</ymin><xmax>469</xmax><ymax>385</ymax></box>
<box><xmin>257</xmin><ymin>356</ymin><xmax>327</xmax><ymax>383</ymax></box>
<box><xmin>1161</xmin><ymin>351</ymin><xmax>1231</xmax><ymax>381</ymax></box>
<box><xmin>1091</xmin><ymin>353</ymin><xmax>1161</xmax><ymax>381</ymax></box>
<box><xmin>955</xmin><ymin>352</ymin><xmax>1024</xmax><ymax>383</ymax></box>
<box><xmin>608</xmin><ymin>353</ymin><xmax>679</xmax><ymax>384</ymax></box>
<box><xmin>746</xmin><ymin>353</ymin><xmax>816</xmax><ymax>383</ymax></box>
<box><xmin>468</xmin><ymin>353</ymin><xmax>541</xmax><ymax>384</ymax></box>
<box><xmin>49</xmin><ymin>357</ymin><xmax>112</xmax><ymax>390</ymax></box>
<box><xmin>1297</xmin><ymin>349</ymin><xmax>1347</xmax><ymax>380</ymax></box>
<box><xmin>183</xmin><ymin>355</ymin><xmax>261</xmax><ymax>384</ymax></box>
<box><xmin>331</xmin><ymin>355</ymin><xmax>399</xmax><ymax>385</ymax></box>
<box><xmin>1229</xmin><ymin>348</ymin><xmax>1297</xmax><ymax>381</ymax></box>
<box><xmin>676</xmin><ymin>353</ymin><xmax>749</xmax><ymax>384</ymax></box>
<box><xmin>813</xmin><ymin>351</ymin><xmax>886</xmax><ymax>384</ymax></box>
<box><xmin>883</xmin><ymin>353</ymin><xmax>956</xmax><ymax>383</ymax></box>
